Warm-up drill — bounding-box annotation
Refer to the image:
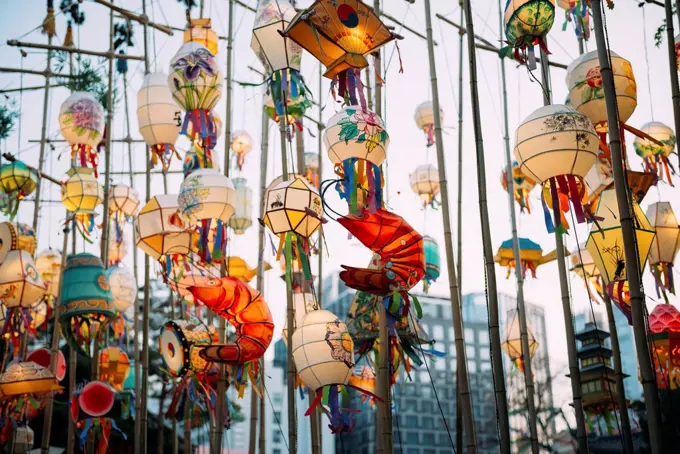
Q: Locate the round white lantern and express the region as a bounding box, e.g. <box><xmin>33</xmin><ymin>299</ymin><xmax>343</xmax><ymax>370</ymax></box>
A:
<box><xmin>633</xmin><ymin>121</ymin><xmax>676</xmax><ymax>160</ymax></box>
<box><xmin>291</xmin><ymin>309</ymin><xmax>354</xmax><ymax>391</ymax></box>
<box><xmin>414</xmin><ymin>101</ymin><xmax>444</xmax><ymax>130</ymax></box>
<box><xmin>108</xmin><ymin>234</ymin><xmax>128</xmax><ymax>266</ymax></box>
<box><xmin>281</xmin><ymin>292</ymin><xmax>319</xmax><ymax>346</ymax></box>
<box><xmin>324</xmin><ymin>106</ymin><xmax>389</xmax><ymax>167</ymax></box>
<box><xmin>107</xmin><ymin>266</ymin><xmax>136</xmax><ymax>312</ymax></box>
<box><xmin>59</xmin><ymin>92</ymin><xmax>105</xmax><ymax>149</ymax></box>
<box><xmin>168</xmin><ymin>43</ymin><xmax>223</xmax><ymax>112</ymax></box>
<box><xmin>109</xmin><ymin>184</ymin><xmax>140</xmax><ymax>217</ymax></box>
<box><xmin>231</xmin><ymin>130</ymin><xmax>253</xmax><ymax>156</ymax></box>
<box><xmin>61</xmin><ymin>167</ymin><xmax>104</xmax><ymax>214</ymax></box>
<box><xmin>566</xmin><ymin>50</ymin><xmax>637</xmax><ymax>133</ymax></box>
<box><xmin>514</xmin><ymin>104</ymin><xmax>599</xmax><ymax>184</ymax></box>
<box><xmin>228</xmin><ymin>177</ymin><xmax>253</xmax><ymax>235</ymax></box>
<box><xmin>134</xmin><ymin>194</ymin><xmax>195</xmax><ymax>261</ymax></box>
<box><xmin>0</xmin><ymin>250</ymin><xmax>46</xmax><ymax>308</ymax></box>
<box><xmin>263</xmin><ymin>177</ymin><xmax>322</xmax><ymax>238</ymax></box>
<box><xmin>250</xmin><ymin>0</ymin><xmax>301</xmax><ymax>73</ymax></box>
<box><xmin>35</xmin><ymin>249</ymin><xmax>62</xmax><ymax>299</ymax></box>
<box><xmin>409</xmin><ymin>164</ymin><xmax>440</xmax><ymax>206</ymax></box>
<box><xmin>178</xmin><ymin>168</ymin><xmax>236</xmax><ymax>224</ymax></box>
<box><xmin>137</xmin><ymin>72</ymin><xmax>181</xmax><ymax>151</ymax></box>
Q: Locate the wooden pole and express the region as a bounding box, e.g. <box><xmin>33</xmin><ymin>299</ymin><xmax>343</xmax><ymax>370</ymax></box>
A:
<box><xmin>424</xmin><ymin>0</ymin><xmax>478</xmax><ymax>451</ymax></box>
<box><xmin>496</xmin><ymin>2</ymin><xmax>539</xmax><ymax>453</ymax></box>
<box><xmin>100</xmin><ymin>0</ymin><xmax>115</xmax><ymax>269</ymax></box>
<box><xmin>663</xmin><ymin>0</ymin><xmax>680</xmax><ymax>170</ymax></box>
<box><xmin>66</xmin><ymin>347</ymin><xmax>76</xmax><ymax>454</ymax></box>
<box><xmin>39</xmin><ymin>220</ymin><xmax>70</xmax><ymax>454</ymax></box>
<box><xmin>536</xmin><ymin>44</ymin><xmax>589</xmax><ymax>453</ymax></box>
<box><xmin>7</xmin><ymin>40</ymin><xmax>144</xmax><ymax>60</ymax></box>
<box><xmin>455</xmin><ymin>0</ymin><xmax>511</xmax><ymax>450</ymax></box>
<box><xmin>591</xmin><ymin>1</ymin><xmax>664</xmax><ymax>452</ymax></box>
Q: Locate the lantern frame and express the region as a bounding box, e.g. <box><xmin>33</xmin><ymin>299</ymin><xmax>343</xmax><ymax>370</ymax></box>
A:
<box><xmin>135</xmin><ymin>194</ymin><xmax>195</xmax><ymax>261</ymax></box>
<box><xmin>263</xmin><ymin>177</ymin><xmax>322</xmax><ymax>238</ymax></box>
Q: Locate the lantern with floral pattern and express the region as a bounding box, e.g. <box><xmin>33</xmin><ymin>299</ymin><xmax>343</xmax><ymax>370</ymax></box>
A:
<box><xmin>504</xmin><ymin>0</ymin><xmax>555</xmax><ymax>69</ymax></box>
<box><xmin>59</xmin><ymin>92</ymin><xmax>105</xmax><ymax>171</ymax></box>
<box><xmin>633</xmin><ymin>122</ymin><xmax>676</xmax><ymax>185</ymax></box>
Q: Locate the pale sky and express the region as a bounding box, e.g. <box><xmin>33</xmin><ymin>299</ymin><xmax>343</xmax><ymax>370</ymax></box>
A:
<box><xmin>1</xmin><ymin>0</ymin><xmax>678</xmax><ymax>429</ymax></box>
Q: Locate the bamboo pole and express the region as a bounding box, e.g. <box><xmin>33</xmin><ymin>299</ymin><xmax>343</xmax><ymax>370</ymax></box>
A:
<box><xmin>39</xmin><ymin>220</ymin><xmax>70</xmax><ymax>454</ymax></box>
<box><xmin>100</xmin><ymin>0</ymin><xmax>115</xmax><ymax>269</ymax></box>
<box><xmin>591</xmin><ymin>1</ymin><xmax>664</xmax><ymax>452</ymax></box>
<box><xmin>496</xmin><ymin>2</ymin><xmax>539</xmax><ymax>453</ymax></box>
<box><xmin>536</xmin><ymin>44</ymin><xmax>589</xmax><ymax>453</ymax></box>
<box><xmin>66</xmin><ymin>347</ymin><xmax>76</xmax><ymax>454</ymax></box>
<box><xmin>0</xmin><ymin>84</ymin><xmax>64</xmax><ymax>94</ymax></box>
<box><xmin>7</xmin><ymin>40</ymin><xmax>144</xmax><ymax>60</ymax></box>
<box><xmin>423</xmin><ymin>0</ymin><xmax>478</xmax><ymax>451</ymax></box>
<box><xmin>93</xmin><ymin>0</ymin><xmax>174</xmax><ymax>35</ymax></box>
<box><xmin>0</xmin><ymin>66</ymin><xmax>74</xmax><ymax>77</ymax></box>
<box><xmin>663</xmin><ymin>0</ymin><xmax>680</xmax><ymax>170</ymax></box>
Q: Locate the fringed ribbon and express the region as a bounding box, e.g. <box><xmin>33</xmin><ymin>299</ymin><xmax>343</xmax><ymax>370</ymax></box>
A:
<box><xmin>651</xmin><ymin>263</ymin><xmax>675</xmax><ymax>297</ymax></box>
<box><xmin>71</xmin><ymin>144</ymin><xmax>99</xmax><ymax>176</ymax></box>
<box><xmin>541</xmin><ymin>175</ymin><xmax>587</xmax><ymax>233</ymax></box>
<box><xmin>607</xmin><ymin>280</ymin><xmax>632</xmax><ymax>325</ymax></box>
<box><xmin>181</xmin><ymin>109</ymin><xmax>217</xmax><ymax>158</ymax></box>
<box><xmin>423</xmin><ymin>124</ymin><xmax>435</xmax><ymax>147</ymax></box>
<box><xmin>151</xmin><ymin>143</ymin><xmax>180</xmax><ymax>171</ymax></box>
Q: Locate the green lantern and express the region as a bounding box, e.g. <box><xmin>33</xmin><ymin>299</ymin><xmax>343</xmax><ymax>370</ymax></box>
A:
<box><xmin>59</xmin><ymin>253</ymin><xmax>115</xmax><ymax>354</ymax></box>
<box><xmin>0</xmin><ymin>161</ymin><xmax>38</xmax><ymax>219</ymax></box>
<box><xmin>503</xmin><ymin>0</ymin><xmax>556</xmax><ymax>69</ymax></box>
<box><xmin>423</xmin><ymin>235</ymin><xmax>440</xmax><ymax>292</ymax></box>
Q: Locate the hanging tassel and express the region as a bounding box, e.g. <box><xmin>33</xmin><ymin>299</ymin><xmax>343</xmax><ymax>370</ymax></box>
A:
<box><xmin>63</xmin><ymin>23</ymin><xmax>74</xmax><ymax>47</ymax></box>
<box><xmin>42</xmin><ymin>8</ymin><xmax>56</xmax><ymax>37</ymax></box>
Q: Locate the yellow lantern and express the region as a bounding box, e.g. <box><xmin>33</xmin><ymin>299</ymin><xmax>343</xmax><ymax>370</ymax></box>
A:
<box><xmin>0</xmin><ymin>361</ymin><xmax>57</xmax><ymax>397</ymax></box>
<box><xmin>566</xmin><ymin>50</ymin><xmax>637</xmax><ymax>134</ymax></box>
<box><xmin>0</xmin><ymin>250</ymin><xmax>46</xmax><ymax>308</ymax></box>
<box><xmin>263</xmin><ymin>177</ymin><xmax>322</xmax><ymax>238</ymax></box>
<box><xmin>109</xmin><ymin>184</ymin><xmax>140</xmax><ymax>218</ymax></box>
<box><xmin>586</xmin><ymin>189</ymin><xmax>655</xmax><ymax>285</ymax></box>
<box><xmin>230</xmin><ymin>130</ymin><xmax>253</xmax><ymax>170</ymax></box>
<box><xmin>0</xmin><ymin>222</ymin><xmax>37</xmax><ymax>264</ymax></box>
<box><xmin>134</xmin><ymin>194</ymin><xmax>195</xmax><ymax>261</ymax></box>
<box><xmin>35</xmin><ymin>249</ymin><xmax>62</xmax><ymax>299</ymax></box>
<box><xmin>61</xmin><ymin>167</ymin><xmax>103</xmax><ymax>236</ymax></box>
<box><xmin>501</xmin><ymin>310</ymin><xmax>539</xmax><ymax>372</ymax></box>
<box><xmin>98</xmin><ymin>346</ymin><xmax>131</xmax><ymax>391</ymax></box>
<box><xmin>646</xmin><ymin>202</ymin><xmax>680</xmax><ymax>294</ymax></box>
<box><xmin>409</xmin><ymin>164</ymin><xmax>440</xmax><ymax>207</ymax></box>
<box><xmin>514</xmin><ymin>104</ymin><xmax>598</xmax><ymax>232</ymax></box>
<box><xmin>184</xmin><ymin>18</ymin><xmax>219</xmax><ymax>56</ymax></box>
<box><xmin>633</xmin><ymin>122</ymin><xmax>677</xmax><ymax>184</ymax></box>
<box><xmin>229</xmin><ymin>177</ymin><xmax>253</xmax><ymax>235</ymax></box>
<box><xmin>414</xmin><ymin>101</ymin><xmax>444</xmax><ymax>147</ymax></box>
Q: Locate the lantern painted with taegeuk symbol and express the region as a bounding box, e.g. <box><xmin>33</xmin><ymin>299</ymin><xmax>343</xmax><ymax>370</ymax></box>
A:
<box><xmin>59</xmin><ymin>92</ymin><xmax>105</xmax><ymax>170</ymax></box>
<box><xmin>159</xmin><ymin>319</ymin><xmax>211</xmax><ymax>377</ymax></box>
<box><xmin>634</xmin><ymin>122</ymin><xmax>676</xmax><ymax>185</ymax></box>
<box><xmin>504</xmin><ymin>0</ymin><xmax>555</xmax><ymax>69</ymax></box>
<box><xmin>514</xmin><ymin>104</ymin><xmax>598</xmax><ymax>233</ymax></box>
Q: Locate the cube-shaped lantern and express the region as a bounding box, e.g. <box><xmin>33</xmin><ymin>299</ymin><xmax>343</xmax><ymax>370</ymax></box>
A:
<box><xmin>251</xmin><ymin>0</ymin><xmax>301</xmax><ymax>73</ymax></box>
<box><xmin>135</xmin><ymin>194</ymin><xmax>194</xmax><ymax>260</ymax></box>
<box><xmin>263</xmin><ymin>177</ymin><xmax>322</xmax><ymax>238</ymax></box>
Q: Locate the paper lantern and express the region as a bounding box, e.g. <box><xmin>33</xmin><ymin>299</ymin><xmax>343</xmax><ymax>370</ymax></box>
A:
<box><xmin>134</xmin><ymin>194</ymin><xmax>194</xmax><ymax>261</ymax></box>
<box><xmin>61</xmin><ymin>167</ymin><xmax>103</xmax><ymax>236</ymax></box>
<box><xmin>409</xmin><ymin>164</ymin><xmax>440</xmax><ymax>207</ymax></box>
<box><xmin>495</xmin><ymin>237</ymin><xmax>558</xmax><ymax>279</ymax></box>
<box><xmin>27</xmin><ymin>348</ymin><xmax>66</xmax><ymax>381</ymax></box>
<box><xmin>159</xmin><ymin>319</ymin><xmax>211</xmax><ymax>377</ymax></box>
<box><xmin>251</xmin><ymin>0</ymin><xmax>301</xmax><ymax>74</ymax></box>
<box><xmin>230</xmin><ymin>130</ymin><xmax>252</xmax><ymax>170</ymax></box>
<box><xmin>646</xmin><ymin>202</ymin><xmax>680</xmax><ymax>294</ymax></box>
<box><xmin>566</xmin><ymin>50</ymin><xmax>637</xmax><ymax>133</ymax></box>
<box><xmin>184</xmin><ymin>18</ymin><xmax>218</xmax><ymax>55</ymax></box>
<box><xmin>648</xmin><ymin>303</ymin><xmax>680</xmax><ymax>389</ymax></box>
<box><xmin>556</xmin><ymin>0</ymin><xmax>590</xmax><ymax>40</ymax></box>
<box><xmin>263</xmin><ymin>87</ymin><xmax>312</xmax><ymax>129</ymax></box>
<box><xmin>0</xmin><ymin>298</ymin><xmax>49</xmax><ymax>337</ymax></box>
<box><xmin>634</xmin><ymin>122</ymin><xmax>676</xmax><ymax>184</ymax></box>
<box><xmin>263</xmin><ymin>177</ymin><xmax>322</xmax><ymax>238</ymax></box>
<box><xmin>0</xmin><ymin>161</ymin><xmax>38</xmax><ymax>218</ymax></box>
<box><xmin>514</xmin><ymin>104</ymin><xmax>598</xmax><ymax>232</ymax></box>
<box><xmin>98</xmin><ymin>347</ymin><xmax>131</xmax><ymax>391</ymax></box>
<box><xmin>0</xmin><ymin>250</ymin><xmax>45</xmax><ymax>308</ymax></box>
<box><xmin>228</xmin><ymin>177</ymin><xmax>253</xmax><ymax>235</ymax></box>
<box><xmin>109</xmin><ymin>184</ymin><xmax>140</xmax><ymax>218</ymax></box>
<box><xmin>35</xmin><ymin>249</ymin><xmax>61</xmax><ymax>299</ymax></box>
<box><xmin>282</xmin><ymin>0</ymin><xmax>395</xmax><ymax>79</ymax></box>
<box><xmin>0</xmin><ymin>361</ymin><xmax>57</xmax><ymax>397</ymax></box>
<box><xmin>108</xmin><ymin>233</ymin><xmax>128</xmax><ymax>267</ymax></box>
<box><xmin>107</xmin><ymin>266</ymin><xmax>136</xmax><ymax>312</ymax></box>
<box><xmin>570</xmin><ymin>244</ymin><xmax>599</xmax><ymax>279</ymax></box>
<box><xmin>304</xmin><ymin>153</ymin><xmax>320</xmax><ymax>187</ymax></box>
<box><xmin>137</xmin><ymin>72</ymin><xmax>182</xmax><ymax>170</ymax></box>
<box><xmin>504</xmin><ymin>0</ymin><xmax>555</xmax><ymax>68</ymax></box>
<box><xmin>423</xmin><ymin>235</ymin><xmax>440</xmax><ymax>292</ymax></box>
<box><xmin>414</xmin><ymin>101</ymin><xmax>444</xmax><ymax>147</ymax></box>
<box><xmin>0</xmin><ymin>222</ymin><xmax>37</xmax><ymax>264</ymax></box>
<box><xmin>281</xmin><ymin>292</ymin><xmax>319</xmax><ymax>345</ymax></box>
<box><xmin>59</xmin><ymin>92</ymin><xmax>105</xmax><ymax>167</ymax></box>
<box><xmin>586</xmin><ymin>189</ymin><xmax>655</xmax><ymax>286</ymax></box>
<box><xmin>59</xmin><ymin>253</ymin><xmax>115</xmax><ymax>353</ymax></box>
<box><xmin>502</xmin><ymin>161</ymin><xmax>537</xmax><ymax>213</ymax></box>
<box><xmin>348</xmin><ymin>365</ymin><xmax>377</xmax><ymax>404</ymax></box>
<box><xmin>169</xmin><ymin>43</ymin><xmax>222</xmax><ymax>112</ymax></box>
<box><xmin>291</xmin><ymin>309</ymin><xmax>354</xmax><ymax>391</ymax></box>
<box><xmin>501</xmin><ymin>310</ymin><xmax>539</xmax><ymax>372</ymax></box>
<box><xmin>178</xmin><ymin>168</ymin><xmax>236</xmax><ymax>224</ymax></box>
<box><xmin>675</xmin><ymin>33</ymin><xmax>680</xmax><ymax>71</ymax></box>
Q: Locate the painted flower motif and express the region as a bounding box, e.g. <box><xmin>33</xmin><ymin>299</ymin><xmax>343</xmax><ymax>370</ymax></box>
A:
<box><xmin>66</xmin><ymin>99</ymin><xmax>103</xmax><ymax>132</ymax></box>
<box><xmin>325</xmin><ymin>319</ymin><xmax>354</xmax><ymax>368</ymax></box>
<box><xmin>585</xmin><ymin>67</ymin><xmax>602</xmax><ymax>88</ymax></box>
<box><xmin>337</xmin><ymin>108</ymin><xmax>388</xmax><ymax>153</ymax></box>
<box><xmin>173</xmin><ymin>48</ymin><xmax>217</xmax><ymax>82</ymax></box>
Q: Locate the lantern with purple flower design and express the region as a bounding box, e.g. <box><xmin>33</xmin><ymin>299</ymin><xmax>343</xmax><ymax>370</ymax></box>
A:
<box><xmin>169</xmin><ymin>43</ymin><xmax>223</xmax><ymax>167</ymax></box>
<box><xmin>59</xmin><ymin>92</ymin><xmax>105</xmax><ymax>173</ymax></box>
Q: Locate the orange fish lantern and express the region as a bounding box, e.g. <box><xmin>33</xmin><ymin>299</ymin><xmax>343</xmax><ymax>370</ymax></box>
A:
<box><xmin>501</xmin><ymin>161</ymin><xmax>537</xmax><ymax>213</ymax></box>
<box><xmin>646</xmin><ymin>202</ymin><xmax>680</xmax><ymax>295</ymax></box>
<box><xmin>648</xmin><ymin>304</ymin><xmax>680</xmax><ymax>389</ymax></box>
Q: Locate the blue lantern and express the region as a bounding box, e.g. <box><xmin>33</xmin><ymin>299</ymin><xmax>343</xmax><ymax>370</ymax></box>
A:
<box><xmin>423</xmin><ymin>236</ymin><xmax>440</xmax><ymax>293</ymax></box>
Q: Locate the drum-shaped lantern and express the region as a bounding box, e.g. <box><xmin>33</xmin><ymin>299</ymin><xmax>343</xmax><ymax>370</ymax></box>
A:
<box><xmin>633</xmin><ymin>121</ymin><xmax>676</xmax><ymax>184</ymax></box>
<box><xmin>159</xmin><ymin>319</ymin><xmax>211</xmax><ymax>377</ymax></box>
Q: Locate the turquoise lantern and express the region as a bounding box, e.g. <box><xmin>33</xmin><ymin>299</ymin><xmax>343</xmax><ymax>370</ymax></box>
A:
<box><xmin>59</xmin><ymin>253</ymin><xmax>115</xmax><ymax>354</ymax></box>
<box><xmin>423</xmin><ymin>236</ymin><xmax>441</xmax><ymax>293</ymax></box>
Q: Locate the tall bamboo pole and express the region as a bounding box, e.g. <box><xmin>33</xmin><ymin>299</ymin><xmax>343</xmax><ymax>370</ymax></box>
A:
<box><xmin>496</xmin><ymin>2</ymin><xmax>539</xmax><ymax>453</ymax></box>
<box><xmin>67</xmin><ymin>217</ymin><xmax>77</xmax><ymax>454</ymax></box>
<box><xmin>455</xmin><ymin>0</ymin><xmax>511</xmax><ymax>450</ymax></box>
<box><xmin>537</xmin><ymin>45</ymin><xmax>589</xmax><ymax>453</ymax></box>
<box><xmin>139</xmin><ymin>0</ymin><xmax>152</xmax><ymax>449</ymax></box>
<box><xmin>40</xmin><ymin>220</ymin><xmax>70</xmax><ymax>454</ymax></box>
<box><xmin>424</xmin><ymin>0</ymin><xmax>478</xmax><ymax>451</ymax></box>
<box><xmin>663</xmin><ymin>0</ymin><xmax>680</xmax><ymax>167</ymax></box>
<box><xmin>454</xmin><ymin>5</ymin><xmax>464</xmax><ymax>452</ymax></box>
<box><xmin>100</xmin><ymin>0</ymin><xmax>115</xmax><ymax>268</ymax></box>
<box><xmin>591</xmin><ymin>1</ymin><xmax>664</xmax><ymax>451</ymax></box>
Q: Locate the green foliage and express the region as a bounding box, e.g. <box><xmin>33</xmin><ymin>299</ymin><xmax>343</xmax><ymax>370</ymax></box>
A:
<box><xmin>0</xmin><ymin>103</ymin><xmax>19</xmax><ymax>141</ymax></box>
<box><xmin>654</xmin><ymin>4</ymin><xmax>677</xmax><ymax>47</ymax></box>
<box><xmin>54</xmin><ymin>54</ymin><xmax>119</xmax><ymax>113</ymax></box>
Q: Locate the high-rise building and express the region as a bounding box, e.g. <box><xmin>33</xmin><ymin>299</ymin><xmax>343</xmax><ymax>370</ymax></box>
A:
<box><xmin>320</xmin><ymin>277</ymin><xmax>543</xmax><ymax>453</ymax></box>
<box><xmin>575</xmin><ymin>308</ymin><xmax>643</xmax><ymax>402</ymax></box>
